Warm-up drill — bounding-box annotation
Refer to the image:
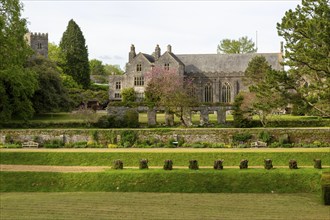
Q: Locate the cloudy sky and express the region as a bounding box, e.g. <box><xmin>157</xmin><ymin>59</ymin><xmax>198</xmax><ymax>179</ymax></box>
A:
<box><xmin>21</xmin><ymin>0</ymin><xmax>300</xmax><ymax>69</ymax></box>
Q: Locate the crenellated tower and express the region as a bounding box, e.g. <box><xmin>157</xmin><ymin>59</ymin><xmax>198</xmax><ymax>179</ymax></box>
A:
<box><xmin>25</xmin><ymin>32</ymin><xmax>48</xmax><ymax>58</ymax></box>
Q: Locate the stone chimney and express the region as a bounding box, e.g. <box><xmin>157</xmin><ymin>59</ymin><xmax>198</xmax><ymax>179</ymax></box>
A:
<box><xmin>167</xmin><ymin>44</ymin><xmax>172</xmax><ymax>53</ymax></box>
<box><xmin>129</xmin><ymin>44</ymin><xmax>136</xmax><ymax>62</ymax></box>
<box><xmin>154</xmin><ymin>44</ymin><xmax>161</xmax><ymax>60</ymax></box>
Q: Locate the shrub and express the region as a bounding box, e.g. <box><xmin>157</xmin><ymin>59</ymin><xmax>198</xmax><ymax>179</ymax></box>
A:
<box><xmin>0</xmin><ymin>143</ymin><xmax>21</xmax><ymax>148</ymax></box>
<box><xmin>239</xmin><ymin>159</ymin><xmax>248</xmax><ymax>169</ymax></box>
<box><xmin>119</xmin><ymin>130</ymin><xmax>137</xmax><ymax>147</ymax></box>
<box><xmin>189</xmin><ymin>160</ymin><xmax>199</xmax><ymax>170</ymax></box>
<box><xmin>112</xmin><ymin>160</ymin><xmax>123</xmax><ymax>169</ymax></box>
<box><xmin>95</xmin><ymin>115</ymin><xmax>110</xmax><ymax>128</ymax></box>
<box><xmin>264</xmin><ymin>159</ymin><xmax>273</xmax><ymax>170</ymax></box>
<box><xmin>121</xmin><ymin>88</ymin><xmax>136</xmax><ymax>103</ymax></box>
<box><xmin>289</xmin><ymin>160</ymin><xmax>298</xmax><ymax>169</ymax></box>
<box><xmin>313</xmin><ymin>159</ymin><xmax>322</xmax><ymax>169</ymax></box>
<box><xmin>268</xmin><ymin>142</ymin><xmax>281</xmax><ymax>148</ymax></box>
<box><xmin>258</xmin><ymin>131</ymin><xmax>272</xmax><ymax>144</ymax></box>
<box><xmin>108</xmin><ymin>144</ymin><xmax>118</xmax><ymax>148</ymax></box>
<box><xmin>124</xmin><ymin>109</ymin><xmax>139</xmax><ymax>128</ymax></box>
<box><xmin>43</xmin><ymin>139</ymin><xmax>64</xmax><ymax>148</ymax></box>
<box><xmin>214</xmin><ymin>160</ymin><xmax>224</xmax><ymax>170</ymax></box>
<box><xmin>232</xmin><ymin>132</ymin><xmax>252</xmax><ymax>144</ymax></box>
<box><xmin>139</xmin><ymin>159</ymin><xmax>149</xmax><ymax>169</ymax></box>
<box><xmin>163</xmin><ymin>160</ymin><xmax>173</xmax><ymax>170</ymax></box>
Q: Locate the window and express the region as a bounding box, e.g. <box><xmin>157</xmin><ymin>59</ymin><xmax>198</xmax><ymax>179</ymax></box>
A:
<box><xmin>221</xmin><ymin>83</ymin><xmax>231</xmax><ymax>103</ymax></box>
<box><xmin>236</xmin><ymin>81</ymin><xmax>240</xmax><ymax>95</ymax></box>
<box><xmin>37</xmin><ymin>43</ymin><xmax>42</xmax><ymax>49</ymax></box>
<box><xmin>136</xmin><ymin>64</ymin><xmax>142</xmax><ymax>72</ymax></box>
<box><xmin>115</xmin><ymin>82</ymin><xmax>121</xmax><ymax>90</ymax></box>
<box><xmin>204</xmin><ymin>84</ymin><xmax>213</xmax><ymax>103</ymax></box>
<box><xmin>114</xmin><ymin>93</ymin><xmax>121</xmax><ymax>99</ymax></box>
<box><xmin>164</xmin><ymin>63</ymin><xmax>170</xmax><ymax>71</ymax></box>
<box><xmin>134</xmin><ymin>76</ymin><xmax>144</xmax><ymax>86</ymax></box>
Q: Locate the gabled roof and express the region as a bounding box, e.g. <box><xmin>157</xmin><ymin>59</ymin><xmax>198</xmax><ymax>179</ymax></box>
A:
<box><xmin>165</xmin><ymin>52</ymin><xmax>185</xmax><ymax>66</ymax></box>
<box><xmin>176</xmin><ymin>53</ymin><xmax>282</xmax><ymax>73</ymax></box>
<box><xmin>142</xmin><ymin>53</ymin><xmax>155</xmax><ymax>63</ymax></box>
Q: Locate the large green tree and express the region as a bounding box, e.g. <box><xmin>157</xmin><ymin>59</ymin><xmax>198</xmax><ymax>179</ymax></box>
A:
<box><xmin>277</xmin><ymin>0</ymin><xmax>330</xmax><ymax>116</ymax></box>
<box><xmin>242</xmin><ymin>56</ymin><xmax>287</xmax><ymax>126</ymax></box>
<box><xmin>60</xmin><ymin>19</ymin><xmax>90</xmax><ymax>89</ymax></box>
<box><xmin>89</xmin><ymin>59</ymin><xmax>105</xmax><ymax>75</ymax></box>
<box><xmin>26</xmin><ymin>56</ymin><xmax>72</xmax><ymax>113</ymax></box>
<box><xmin>0</xmin><ymin>0</ymin><xmax>38</xmax><ymax>121</ymax></box>
<box><xmin>217</xmin><ymin>36</ymin><xmax>257</xmax><ymax>54</ymax></box>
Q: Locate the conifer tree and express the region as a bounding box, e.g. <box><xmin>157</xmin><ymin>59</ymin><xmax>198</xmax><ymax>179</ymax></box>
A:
<box><xmin>60</xmin><ymin>19</ymin><xmax>90</xmax><ymax>89</ymax></box>
<box><xmin>277</xmin><ymin>0</ymin><xmax>330</xmax><ymax>116</ymax></box>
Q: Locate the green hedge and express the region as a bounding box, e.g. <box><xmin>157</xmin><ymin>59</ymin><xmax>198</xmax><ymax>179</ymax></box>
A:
<box><xmin>0</xmin><ymin>169</ymin><xmax>324</xmax><ymax>193</ymax></box>
<box><xmin>1</xmin><ymin>151</ymin><xmax>329</xmax><ymax>166</ymax></box>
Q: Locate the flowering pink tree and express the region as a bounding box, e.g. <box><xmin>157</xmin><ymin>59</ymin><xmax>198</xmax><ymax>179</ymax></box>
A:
<box><xmin>145</xmin><ymin>67</ymin><xmax>197</xmax><ymax>126</ymax></box>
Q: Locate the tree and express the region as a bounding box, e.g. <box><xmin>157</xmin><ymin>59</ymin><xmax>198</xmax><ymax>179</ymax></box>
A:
<box><xmin>48</xmin><ymin>42</ymin><xmax>64</xmax><ymax>69</ymax></box>
<box><xmin>89</xmin><ymin>59</ymin><xmax>105</xmax><ymax>75</ymax></box>
<box><xmin>0</xmin><ymin>0</ymin><xmax>38</xmax><ymax>121</ymax></box>
<box><xmin>217</xmin><ymin>36</ymin><xmax>257</xmax><ymax>54</ymax></box>
<box><xmin>104</xmin><ymin>64</ymin><xmax>124</xmax><ymax>75</ymax></box>
<box><xmin>144</xmin><ymin>67</ymin><xmax>198</xmax><ymax>126</ymax></box>
<box><xmin>26</xmin><ymin>56</ymin><xmax>72</xmax><ymax>113</ymax></box>
<box><xmin>243</xmin><ymin>56</ymin><xmax>287</xmax><ymax>126</ymax></box>
<box><xmin>59</xmin><ymin>19</ymin><xmax>90</xmax><ymax>89</ymax></box>
<box><xmin>121</xmin><ymin>88</ymin><xmax>136</xmax><ymax>103</ymax></box>
<box><xmin>277</xmin><ymin>0</ymin><xmax>330</xmax><ymax>116</ymax></box>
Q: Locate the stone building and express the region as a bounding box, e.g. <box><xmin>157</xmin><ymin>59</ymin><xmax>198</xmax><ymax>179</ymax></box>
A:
<box><xmin>109</xmin><ymin>44</ymin><xmax>283</xmax><ymax>104</ymax></box>
<box><xmin>25</xmin><ymin>32</ymin><xmax>48</xmax><ymax>58</ymax></box>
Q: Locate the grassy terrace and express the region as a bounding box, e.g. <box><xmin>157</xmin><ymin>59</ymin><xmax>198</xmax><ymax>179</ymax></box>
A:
<box><xmin>1</xmin><ymin>148</ymin><xmax>329</xmax><ymax>167</ymax></box>
<box><xmin>1</xmin><ymin>192</ymin><xmax>329</xmax><ymax>220</ymax></box>
<box><xmin>6</xmin><ymin>112</ymin><xmax>329</xmax><ymax>126</ymax></box>
<box><xmin>1</xmin><ymin>168</ymin><xmax>328</xmax><ymax>193</ymax></box>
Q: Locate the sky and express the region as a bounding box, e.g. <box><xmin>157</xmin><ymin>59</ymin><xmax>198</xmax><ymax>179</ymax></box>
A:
<box><xmin>21</xmin><ymin>0</ymin><xmax>300</xmax><ymax>69</ymax></box>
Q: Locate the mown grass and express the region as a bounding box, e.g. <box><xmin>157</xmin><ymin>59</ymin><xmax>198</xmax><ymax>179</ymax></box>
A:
<box><xmin>1</xmin><ymin>150</ymin><xmax>329</xmax><ymax>166</ymax></box>
<box><xmin>0</xmin><ymin>168</ymin><xmax>327</xmax><ymax>193</ymax></box>
<box><xmin>11</xmin><ymin>112</ymin><xmax>328</xmax><ymax>124</ymax></box>
<box><xmin>1</xmin><ymin>192</ymin><xmax>329</xmax><ymax>220</ymax></box>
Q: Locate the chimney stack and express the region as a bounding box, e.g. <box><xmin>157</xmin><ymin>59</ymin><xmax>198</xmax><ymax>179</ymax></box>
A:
<box><xmin>154</xmin><ymin>44</ymin><xmax>161</xmax><ymax>60</ymax></box>
<box><xmin>129</xmin><ymin>44</ymin><xmax>136</xmax><ymax>62</ymax></box>
<box><xmin>167</xmin><ymin>44</ymin><xmax>172</xmax><ymax>53</ymax></box>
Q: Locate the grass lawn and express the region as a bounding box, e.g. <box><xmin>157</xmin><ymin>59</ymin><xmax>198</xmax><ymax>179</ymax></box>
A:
<box><xmin>1</xmin><ymin>192</ymin><xmax>329</xmax><ymax>220</ymax></box>
<box><xmin>13</xmin><ymin>112</ymin><xmax>326</xmax><ymax>124</ymax></box>
<box><xmin>1</xmin><ymin>148</ymin><xmax>329</xmax><ymax>166</ymax></box>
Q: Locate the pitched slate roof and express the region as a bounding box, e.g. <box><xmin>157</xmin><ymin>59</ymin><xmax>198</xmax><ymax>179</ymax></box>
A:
<box><xmin>176</xmin><ymin>53</ymin><xmax>282</xmax><ymax>73</ymax></box>
<box><xmin>142</xmin><ymin>53</ymin><xmax>155</xmax><ymax>63</ymax></box>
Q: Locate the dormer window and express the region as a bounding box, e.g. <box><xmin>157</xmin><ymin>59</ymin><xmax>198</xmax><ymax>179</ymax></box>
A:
<box><xmin>164</xmin><ymin>63</ymin><xmax>170</xmax><ymax>71</ymax></box>
<box><xmin>136</xmin><ymin>64</ymin><xmax>142</xmax><ymax>72</ymax></box>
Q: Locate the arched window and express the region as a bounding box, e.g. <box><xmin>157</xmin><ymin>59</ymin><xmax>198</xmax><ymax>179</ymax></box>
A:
<box><xmin>221</xmin><ymin>83</ymin><xmax>231</xmax><ymax>103</ymax></box>
<box><xmin>204</xmin><ymin>84</ymin><xmax>213</xmax><ymax>103</ymax></box>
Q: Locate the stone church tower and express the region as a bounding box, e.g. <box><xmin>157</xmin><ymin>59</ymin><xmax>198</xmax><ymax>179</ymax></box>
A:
<box><xmin>25</xmin><ymin>32</ymin><xmax>48</xmax><ymax>58</ymax></box>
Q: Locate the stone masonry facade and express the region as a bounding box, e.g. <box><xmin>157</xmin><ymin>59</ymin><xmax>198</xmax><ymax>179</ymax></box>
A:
<box><xmin>25</xmin><ymin>32</ymin><xmax>48</xmax><ymax>58</ymax></box>
<box><xmin>109</xmin><ymin>44</ymin><xmax>283</xmax><ymax>103</ymax></box>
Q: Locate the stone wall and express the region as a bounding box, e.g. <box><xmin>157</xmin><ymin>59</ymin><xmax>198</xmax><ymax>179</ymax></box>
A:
<box><xmin>1</xmin><ymin>128</ymin><xmax>329</xmax><ymax>145</ymax></box>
